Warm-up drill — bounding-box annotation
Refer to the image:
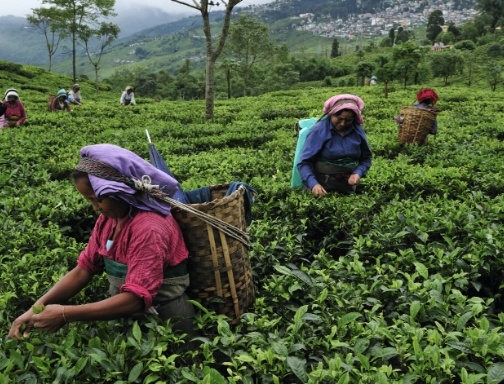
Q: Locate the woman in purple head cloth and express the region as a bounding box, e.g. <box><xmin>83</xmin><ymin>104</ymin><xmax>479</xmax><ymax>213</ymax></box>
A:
<box><xmin>8</xmin><ymin>144</ymin><xmax>197</xmax><ymax>340</ymax></box>
<box><xmin>297</xmin><ymin>94</ymin><xmax>372</xmax><ymax>197</ymax></box>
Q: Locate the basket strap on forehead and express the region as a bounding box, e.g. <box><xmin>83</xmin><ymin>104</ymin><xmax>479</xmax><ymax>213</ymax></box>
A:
<box><xmin>76</xmin><ymin>157</ymin><xmax>131</xmax><ymax>185</ymax></box>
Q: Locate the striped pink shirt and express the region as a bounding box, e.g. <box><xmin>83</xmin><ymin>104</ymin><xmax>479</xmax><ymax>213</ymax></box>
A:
<box><xmin>78</xmin><ymin>210</ymin><xmax>189</xmax><ymax>309</ymax></box>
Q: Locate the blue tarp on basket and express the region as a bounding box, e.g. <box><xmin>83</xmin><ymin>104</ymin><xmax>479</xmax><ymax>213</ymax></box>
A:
<box><xmin>147</xmin><ymin>141</ymin><xmax>188</xmax><ymax>204</ymax></box>
<box><xmin>291</xmin><ymin>117</ymin><xmax>325</xmax><ymax>188</ymax></box>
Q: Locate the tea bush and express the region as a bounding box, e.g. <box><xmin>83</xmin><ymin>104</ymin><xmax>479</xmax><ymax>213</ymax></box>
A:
<box><xmin>0</xmin><ymin>64</ymin><xmax>503</xmax><ymax>383</ymax></box>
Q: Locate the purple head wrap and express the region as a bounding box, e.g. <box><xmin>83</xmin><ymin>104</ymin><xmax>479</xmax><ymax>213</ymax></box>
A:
<box><xmin>323</xmin><ymin>94</ymin><xmax>365</xmax><ymax>124</ymax></box>
<box><xmin>77</xmin><ymin>144</ymin><xmax>181</xmax><ymax>215</ymax></box>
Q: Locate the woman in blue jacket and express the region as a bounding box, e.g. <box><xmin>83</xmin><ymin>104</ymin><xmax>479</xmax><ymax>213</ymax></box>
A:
<box><xmin>297</xmin><ymin>94</ymin><xmax>372</xmax><ymax>197</ymax></box>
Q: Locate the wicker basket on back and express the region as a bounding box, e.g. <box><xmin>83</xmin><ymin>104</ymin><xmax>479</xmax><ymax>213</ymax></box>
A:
<box><xmin>172</xmin><ymin>183</ymin><xmax>255</xmax><ymax>324</ymax></box>
<box><xmin>398</xmin><ymin>106</ymin><xmax>437</xmax><ymax>144</ymax></box>
<box><xmin>47</xmin><ymin>94</ymin><xmax>56</xmax><ymax>111</ymax></box>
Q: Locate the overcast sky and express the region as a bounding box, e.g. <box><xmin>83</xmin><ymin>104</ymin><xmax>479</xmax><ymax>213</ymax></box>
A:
<box><xmin>0</xmin><ymin>0</ymin><xmax>276</xmax><ymax>17</ymax></box>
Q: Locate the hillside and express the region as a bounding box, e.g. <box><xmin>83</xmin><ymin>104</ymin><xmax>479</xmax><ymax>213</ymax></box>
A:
<box><xmin>0</xmin><ymin>6</ymin><xmax>187</xmax><ymax>67</ymax></box>
<box><xmin>0</xmin><ymin>17</ymin><xmax>47</xmax><ymax>64</ymax></box>
<box><xmin>2</xmin><ymin>0</ymin><xmax>478</xmax><ymax>79</ymax></box>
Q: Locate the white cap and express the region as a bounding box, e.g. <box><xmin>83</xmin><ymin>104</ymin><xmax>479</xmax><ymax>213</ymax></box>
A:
<box><xmin>6</xmin><ymin>91</ymin><xmax>19</xmax><ymax>98</ymax></box>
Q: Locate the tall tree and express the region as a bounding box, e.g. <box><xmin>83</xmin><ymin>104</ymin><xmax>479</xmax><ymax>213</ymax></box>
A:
<box><xmin>440</xmin><ymin>31</ymin><xmax>456</xmax><ymax>45</ymax></box>
<box><xmin>430</xmin><ymin>50</ymin><xmax>464</xmax><ymax>85</ymax></box>
<box><xmin>396</xmin><ymin>28</ymin><xmax>414</xmax><ymax>44</ymax></box>
<box><xmin>388</xmin><ymin>27</ymin><xmax>395</xmax><ymax>42</ymax></box>
<box><xmin>486</xmin><ymin>61</ymin><xmax>502</xmax><ymax>91</ymax></box>
<box><xmin>356</xmin><ymin>62</ymin><xmax>375</xmax><ymax>86</ymax></box>
<box><xmin>330</xmin><ymin>38</ymin><xmax>340</xmax><ymax>58</ymax></box>
<box><xmin>447</xmin><ymin>22</ymin><xmax>461</xmax><ymax>37</ymax></box>
<box><xmin>257</xmin><ymin>61</ymin><xmax>299</xmax><ymax>94</ymax></box>
<box><xmin>392</xmin><ymin>42</ymin><xmax>426</xmax><ymax>88</ymax></box>
<box><xmin>27</xmin><ymin>8</ymin><xmax>63</xmax><ymax>72</ymax></box>
<box><xmin>80</xmin><ymin>22</ymin><xmax>120</xmax><ymax>90</ymax></box>
<box><xmin>249</xmin><ymin>44</ymin><xmax>298</xmax><ymax>95</ymax></box>
<box><xmin>37</xmin><ymin>0</ymin><xmax>117</xmax><ymax>83</ymax></box>
<box><xmin>477</xmin><ymin>0</ymin><xmax>504</xmax><ymax>32</ymax></box>
<box><xmin>171</xmin><ymin>0</ymin><xmax>244</xmax><ymax>119</ymax></box>
<box><xmin>132</xmin><ymin>65</ymin><xmax>157</xmax><ymax>96</ymax></box>
<box><xmin>426</xmin><ymin>10</ymin><xmax>445</xmax><ymax>44</ymax></box>
<box><xmin>226</xmin><ymin>14</ymin><xmax>274</xmax><ymax>97</ymax></box>
<box><xmin>174</xmin><ymin>59</ymin><xmax>203</xmax><ymax>100</ymax></box>
<box><xmin>375</xmin><ymin>62</ymin><xmax>395</xmax><ymax>99</ymax></box>
<box><xmin>458</xmin><ymin>24</ymin><xmax>473</xmax><ymax>42</ymax></box>
<box><xmin>218</xmin><ymin>59</ymin><xmax>239</xmax><ymax>99</ymax></box>
<box><xmin>462</xmin><ymin>51</ymin><xmax>477</xmax><ymax>86</ymax></box>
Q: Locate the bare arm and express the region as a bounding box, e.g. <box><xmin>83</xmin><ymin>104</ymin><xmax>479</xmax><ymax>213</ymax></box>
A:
<box><xmin>35</xmin><ymin>265</ymin><xmax>93</xmax><ymax>306</ymax></box>
<box><xmin>8</xmin><ymin>266</ymin><xmax>144</xmax><ymax>338</ymax></box>
<box><xmin>27</xmin><ymin>292</ymin><xmax>143</xmax><ymax>334</ymax></box>
<box><xmin>64</xmin><ymin>291</ymin><xmax>144</xmax><ymax>322</ymax></box>
<box><xmin>8</xmin><ymin>266</ymin><xmax>92</xmax><ymax>338</ymax></box>
<box><xmin>43</xmin><ymin>266</ymin><xmax>144</xmax><ymax>321</ymax></box>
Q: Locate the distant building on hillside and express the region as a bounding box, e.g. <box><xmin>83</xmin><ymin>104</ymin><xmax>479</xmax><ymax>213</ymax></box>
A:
<box><xmin>431</xmin><ymin>42</ymin><xmax>452</xmax><ymax>51</ymax></box>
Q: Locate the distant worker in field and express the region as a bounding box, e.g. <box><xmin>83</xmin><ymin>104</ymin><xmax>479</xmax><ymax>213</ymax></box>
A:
<box><xmin>1</xmin><ymin>89</ymin><xmax>26</xmax><ymax>128</ymax></box>
<box><xmin>297</xmin><ymin>94</ymin><xmax>372</xmax><ymax>196</ymax></box>
<box><xmin>394</xmin><ymin>88</ymin><xmax>439</xmax><ymax>145</ymax></box>
<box><xmin>0</xmin><ymin>88</ymin><xmax>17</xmax><ymax>122</ymax></box>
<box><xmin>8</xmin><ymin>144</ymin><xmax>197</xmax><ymax>340</ymax></box>
<box><xmin>120</xmin><ymin>86</ymin><xmax>136</xmax><ymax>106</ymax></box>
<box><xmin>3</xmin><ymin>88</ymin><xmax>19</xmax><ymax>100</ymax></box>
<box><xmin>49</xmin><ymin>89</ymin><xmax>73</xmax><ymax>112</ymax></box>
<box><xmin>413</xmin><ymin>88</ymin><xmax>439</xmax><ymax>145</ymax></box>
<box><xmin>67</xmin><ymin>83</ymin><xmax>83</xmax><ymax>105</ymax></box>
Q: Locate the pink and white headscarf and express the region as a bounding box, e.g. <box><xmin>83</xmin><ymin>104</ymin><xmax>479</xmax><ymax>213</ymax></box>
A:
<box><xmin>323</xmin><ymin>94</ymin><xmax>365</xmax><ymax>124</ymax></box>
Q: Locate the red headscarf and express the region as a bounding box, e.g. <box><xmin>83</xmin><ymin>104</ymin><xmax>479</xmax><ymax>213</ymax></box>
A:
<box><xmin>416</xmin><ymin>88</ymin><xmax>438</xmax><ymax>105</ymax></box>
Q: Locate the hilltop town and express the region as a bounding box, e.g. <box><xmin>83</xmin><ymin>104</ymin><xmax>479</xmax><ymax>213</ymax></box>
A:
<box><xmin>291</xmin><ymin>0</ymin><xmax>479</xmax><ymax>40</ymax></box>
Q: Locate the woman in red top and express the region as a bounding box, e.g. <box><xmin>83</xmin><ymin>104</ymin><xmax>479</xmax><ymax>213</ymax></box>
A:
<box><xmin>8</xmin><ymin>144</ymin><xmax>196</xmax><ymax>339</ymax></box>
<box><xmin>2</xmin><ymin>90</ymin><xmax>26</xmax><ymax>127</ymax></box>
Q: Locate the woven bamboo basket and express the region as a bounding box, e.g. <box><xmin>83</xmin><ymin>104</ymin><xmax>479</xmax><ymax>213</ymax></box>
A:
<box><xmin>5</xmin><ymin>115</ymin><xmax>20</xmax><ymax>127</ymax></box>
<box><xmin>398</xmin><ymin>106</ymin><xmax>437</xmax><ymax>144</ymax></box>
<box><xmin>172</xmin><ymin>183</ymin><xmax>255</xmax><ymax>324</ymax></box>
<box><xmin>47</xmin><ymin>94</ymin><xmax>56</xmax><ymax>111</ymax></box>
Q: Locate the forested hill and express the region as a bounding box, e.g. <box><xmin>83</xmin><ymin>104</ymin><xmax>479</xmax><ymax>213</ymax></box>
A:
<box><xmin>1</xmin><ymin>0</ymin><xmax>478</xmax><ymax>71</ymax></box>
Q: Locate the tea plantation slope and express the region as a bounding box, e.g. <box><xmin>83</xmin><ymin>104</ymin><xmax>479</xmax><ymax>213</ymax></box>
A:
<box><xmin>0</xmin><ymin>64</ymin><xmax>504</xmax><ymax>383</ymax></box>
